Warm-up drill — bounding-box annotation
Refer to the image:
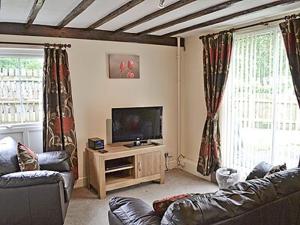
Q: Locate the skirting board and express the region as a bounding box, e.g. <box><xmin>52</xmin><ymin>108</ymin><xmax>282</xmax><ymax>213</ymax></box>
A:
<box><xmin>74</xmin><ymin>159</ymin><xmax>178</xmax><ymax>189</ymax></box>
<box><xmin>180</xmin><ymin>158</ymin><xmax>211</xmax><ymax>182</ymax></box>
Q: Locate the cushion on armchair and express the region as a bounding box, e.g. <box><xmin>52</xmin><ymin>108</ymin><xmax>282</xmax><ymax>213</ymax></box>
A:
<box><xmin>0</xmin><ymin>137</ymin><xmax>19</xmax><ymax>176</ymax></box>
<box><xmin>17</xmin><ymin>143</ymin><xmax>40</xmax><ymax>171</ymax></box>
<box><xmin>38</xmin><ymin>151</ymin><xmax>71</xmax><ymax>172</ymax></box>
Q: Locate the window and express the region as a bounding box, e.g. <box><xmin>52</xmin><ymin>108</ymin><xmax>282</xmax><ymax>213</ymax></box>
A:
<box><xmin>221</xmin><ymin>27</ymin><xmax>300</xmax><ymax>175</ymax></box>
<box><xmin>0</xmin><ymin>48</ymin><xmax>43</xmax><ymax>126</ymax></box>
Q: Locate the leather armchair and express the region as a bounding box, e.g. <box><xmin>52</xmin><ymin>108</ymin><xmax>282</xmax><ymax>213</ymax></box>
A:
<box><xmin>0</xmin><ymin>137</ymin><xmax>74</xmax><ymax>225</ymax></box>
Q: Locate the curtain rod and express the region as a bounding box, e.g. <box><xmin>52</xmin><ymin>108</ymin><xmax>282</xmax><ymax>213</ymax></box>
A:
<box><xmin>0</xmin><ymin>41</ymin><xmax>71</xmax><ymax>48</ymax></box>
<box><xmin>199</xmin><ymin>13</ymin><xmax>300</xmax><ymax>40</ymax></box>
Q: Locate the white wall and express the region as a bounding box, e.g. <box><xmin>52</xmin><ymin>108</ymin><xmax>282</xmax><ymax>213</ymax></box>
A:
<box><xmin>180</xmin><ymin>36</ymin><xmax>209</xmax><ymax>180</ymax></box>
<box><xmin>0</xmin><ymin>35</ymin><xmax>179</xmax><ymax>186</ymax></box>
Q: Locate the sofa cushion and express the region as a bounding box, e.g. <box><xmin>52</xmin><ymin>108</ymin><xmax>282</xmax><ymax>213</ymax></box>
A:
<box><xmin>153</xmin><ymin>194</ymin><xmax>192</xmax><ymax>217</ymax></box>
<box><xmin>38</xmin><ymin>151</ymin><xmax>71</xmax><ymax>172</ymax></box>
<box><xmin>17</xmin><ymin>143</ymin><xmax>40</xmax><ymax>171</ymax></box>
<box><xmin>109</xmin><ymin>197</ymin><xmax>161</xmax><ymax>225</ymax></box>
<box><xmin>266</xmin><ymin>168</ymin><xmax>300</xmax><ymax>197</ymax></box>
<box><xmin>246</xmin><ymin>161</ymin><xmax>272</xmax><ymax>180</ymax></box>
<box><xmin>265</xmin><ymin>163</ymin><xmax>287</xmax><ymax>176</ymax></box>
<box><xmin>60</xmin><ymin>172</ymin><xmax>74</xmax><ymax>202</ymax></box>
<box><xmin>0</xmin><ymin>137</ymin><xmax>19</xmax><ymax>176</ymax></box>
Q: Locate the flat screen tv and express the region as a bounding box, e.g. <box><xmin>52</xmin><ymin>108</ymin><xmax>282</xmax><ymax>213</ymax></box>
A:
<box><xmin>112</xmin><ymin>106</ymin><xmax>162</xmax><ymax>143</ymax></box>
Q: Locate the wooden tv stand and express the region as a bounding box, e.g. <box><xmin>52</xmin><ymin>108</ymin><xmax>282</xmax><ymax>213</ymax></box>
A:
<box><xmin>86</xmin><ymin>143</ymin><xmax>165</xmax><ymax>199</ymax></box>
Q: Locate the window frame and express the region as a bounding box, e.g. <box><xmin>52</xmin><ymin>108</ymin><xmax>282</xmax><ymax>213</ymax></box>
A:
<box><xmin>0</xmin><ymin>47</ymin><xmax>44</xmax><ymax>127</ymax></box>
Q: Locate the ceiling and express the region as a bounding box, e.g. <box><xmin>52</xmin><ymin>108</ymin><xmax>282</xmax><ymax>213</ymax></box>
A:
<box><xmin>0</xmin><ymin>0</ymin><xmax>300</xmax><ymax>45</ymax></box>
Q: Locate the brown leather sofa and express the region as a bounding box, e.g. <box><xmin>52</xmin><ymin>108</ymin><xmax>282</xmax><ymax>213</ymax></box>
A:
<box><xmin>108</xmin><ymin>167</ymin><xmax>300</xmax><ymax>225</ymax></box>
<box><xmin>0</xmin><ymin>137</ymin><xmax>74</xmax><ymax>225</ymax></box>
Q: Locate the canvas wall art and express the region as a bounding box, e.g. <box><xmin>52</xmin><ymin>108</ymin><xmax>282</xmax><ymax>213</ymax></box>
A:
<box><xmin>108</xmin><ymin>54</ymin><xmax>140</xmax><ymax>79</ymax></box>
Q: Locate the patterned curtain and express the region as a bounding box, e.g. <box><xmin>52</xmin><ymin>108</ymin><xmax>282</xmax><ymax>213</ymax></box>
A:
<box><xmin>280</xmin><ymin>17</ymin><xmax>300</xmax><ymax>107</ymax></box>
<box><xmin>43</xmin><ymin>47</ymin><xmax>78</xmax><ymax>179</ymax></box>
<box><xmin>197</xmin><ymin>32</ymin><xmax>233</xmax><ymax>176</ymax></box>
<box><xmin>279</xmin><ymin>16</ymin><xmax>300</xmax><ymax>168</ymax></box>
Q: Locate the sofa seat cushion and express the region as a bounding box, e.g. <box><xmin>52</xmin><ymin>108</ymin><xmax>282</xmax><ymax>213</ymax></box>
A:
<box><xmin>60</xmin><ymin>172</ymin><xmax>74</xmax><ymax>202</ymax></box>
<box><xmin>0</xmin><ymin>137</ymin><xmax>19</xmax><ymax>176</ymax></box>
<box><xmin>17</xmin><ymin>143</ymin><xmax>39</xmax><ymax>171</ymax></box>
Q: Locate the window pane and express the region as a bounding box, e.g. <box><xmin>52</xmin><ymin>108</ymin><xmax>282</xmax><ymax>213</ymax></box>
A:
<box><xmin>0</xmin><ymin>55</ymin><xmax>43</xmax><ymax>125</ymax></box>
<box><xmin>221</xmin><ymin>28</ymin><xmax>300</xmax><ymax>176</ymax></box>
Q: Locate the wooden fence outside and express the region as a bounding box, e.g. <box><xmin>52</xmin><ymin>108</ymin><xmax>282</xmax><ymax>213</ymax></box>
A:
<box><xmin>0</xmin><ymin>68</ymin><xmax>43</xmax><ymax>124</ymax></box>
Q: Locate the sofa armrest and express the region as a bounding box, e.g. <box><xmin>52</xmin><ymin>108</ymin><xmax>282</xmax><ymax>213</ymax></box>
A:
<box><xmin>38</xmin><ymin>151</ymin><xmax>71</xmax><ymax>172</ymax></box>
<box><xmin>0</xmin><ymin>170</ymin><xmax>63</xmax><ymax>188</ymax></box>
<box><xmin>109</xmin><ymin>197</ymin><xmax>161</xmax><ymax>225</ymax></box>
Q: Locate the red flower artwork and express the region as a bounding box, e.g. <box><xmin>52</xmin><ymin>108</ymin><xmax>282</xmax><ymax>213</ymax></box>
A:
<box><xmin>127</xmin><ymin>71</ymin><xmax>135</xmax><ymax>78</ymax></box>
<box><xmin>128</xmin><ymin>60</ymin><xmax>134</xmax><ymax>69</ymax></box>
<box><xmin>120</xmin><ymin>61</ymin><xmax>126</xmax><ymax>72</ymax></box>
<box><xmin>109</xmin><ymin>54</ymin><xmax>140</xmax><ymax>79</ymax></box>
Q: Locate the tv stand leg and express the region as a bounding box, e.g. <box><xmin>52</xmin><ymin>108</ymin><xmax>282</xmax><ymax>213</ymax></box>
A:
<box><xmin>98</xmin><ymin>157</ymin><xmax>106</xmax><ymax>199</ymax></box>
<box><xmin>160</xmin><ymin>153</ymin><xmax>165</xmax><ymax>184</ymax></box>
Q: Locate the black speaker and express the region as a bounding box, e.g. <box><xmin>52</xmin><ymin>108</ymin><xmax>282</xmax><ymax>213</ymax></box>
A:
<box><xmin>88</xmin><ymin>138</ymin><xmax>104</xmax><ymax>150</ymax></box>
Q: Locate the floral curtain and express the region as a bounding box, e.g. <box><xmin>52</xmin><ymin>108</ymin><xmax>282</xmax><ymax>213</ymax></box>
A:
<box><xmin>197</xmin><ymin>32</ymin><xmax>233</xmax><ymax>176</ymax></box>
<box><xmin>280</xmin><ymin>16</ymin><xmax>300</xmax><ymax>107</ymax></box>
<box><xmin>43</xmin><ymin>47</ymin><xmax>78</xmax><ymax>179</ymax></box>
<box><xmin>279</xmin><ymin>16</ymin><xmax>300</xmax><ymax>167</ymax></box>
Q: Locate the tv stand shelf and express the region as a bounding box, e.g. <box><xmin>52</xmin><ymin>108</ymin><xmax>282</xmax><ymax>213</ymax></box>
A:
<box><xmin>86</xmin><ymin>144</ymin><xmax>165</xmax><ymax>199</ymax></box>
<box><xmin>105</xmin><ymin>164</ymin><xmax>134</xmax><ymax>174</ymax></box>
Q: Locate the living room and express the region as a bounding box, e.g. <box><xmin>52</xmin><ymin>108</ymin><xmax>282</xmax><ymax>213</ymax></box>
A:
<box><xmin>0</xmin><ymin>0</ymin><xmax>300</xmax><ymax>225</ymax></box>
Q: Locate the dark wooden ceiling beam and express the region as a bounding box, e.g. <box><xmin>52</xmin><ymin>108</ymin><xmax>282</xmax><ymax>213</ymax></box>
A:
<box><xmin>26</xmin><ymin>0</ymin><xmax>45</xmax><ymax>27</ymax></box>
<box><xmin>87</xmin><ymin>0</ymin><xmax>145</xmax><ymax>29</ymax></box>
<box><xmin>0</xmin><ymin>23</ymin><xmax>184</xmax><ymax>47</ymax></box>
<box><xmin>163</xmin><ymin>0</ymin><xmax>298</xmax><ymax>37</ymax></box>
<box><xmin>139</xmin><ymin>0</ymin><xmax>242</xmax><ymax>35</ymax></box>
<box><xmin>57</xmin><ymin>0</ymin><xmax>95</xmax><ymax>28</ymax></box>
<box><xmin>115</xmin><ymin>0</ymin><xmax>196</xmax><ymax>33</ymax></box>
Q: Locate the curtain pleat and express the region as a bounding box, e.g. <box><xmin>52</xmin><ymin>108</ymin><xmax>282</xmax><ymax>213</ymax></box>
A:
<box><xmin>280</xmin><ymin>17</ymin><xmax>300</xmax><ymax>107</ymax></box>
<box><xmin>279</xmin><ymin>17</ymin><xmax>300</xmax><ymax>168</ymax></box>
<box><xmin>43</xmin><ymin>47</ymin><xmax>78</xmax><ymax>179</ymax></box>
<box><xmin>197</xmin><ymin>32</ymin><xmax>233</xmax><ymax>176</ymax></box>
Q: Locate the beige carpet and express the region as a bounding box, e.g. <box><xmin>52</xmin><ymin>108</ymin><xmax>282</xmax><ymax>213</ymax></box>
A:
<box><xmin>65</xmin><ymin>169</ymin><xmax>218</xmax><ymax>225</ymax></box>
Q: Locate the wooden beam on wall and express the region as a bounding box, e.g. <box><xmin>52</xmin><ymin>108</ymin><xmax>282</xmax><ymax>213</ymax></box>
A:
<box><xmin>115</xmin><ymin>0</ymin><xmax>196</xmax><ymax>33</ymax></box>
<box><xmin>57</xmin><ymin>0</ymin><xmax>95</xmax><ymax>28</ymax></box>
<box><xmin>26</xmin><ymin>0</ymin><xmax>45</xmax><ymax>27</ymax></box>
<box><xmin>0</xmin><ymin>23</ymin><xmax>184</xmax><ymax>47</ymax></box>
<box><xmin>164</xmin><ymin>0</ymin><xmax>298</xmax><ymax>37</ymax></box>
<box><xmin>87</xmin><ymin>0</ymin><xmax>145</xmax><ymax>29</ymax></box>
<box><xmin>139</xmin><ymin>0</ymin><xmax>242</xmax><ymax>35</ymax></box>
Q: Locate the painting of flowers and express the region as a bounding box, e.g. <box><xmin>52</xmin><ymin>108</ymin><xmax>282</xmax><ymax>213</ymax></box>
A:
<box><xmin>108</xmin><ymin>54</ymin><xmax>140</xmax><ymax>79</ymax></box>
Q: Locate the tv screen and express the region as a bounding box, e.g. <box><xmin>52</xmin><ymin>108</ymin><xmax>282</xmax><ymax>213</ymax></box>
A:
<box><xmin>112</xmin><ymin>106</ymin><xmax>162</xmax><ymax>143</ymax></box>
